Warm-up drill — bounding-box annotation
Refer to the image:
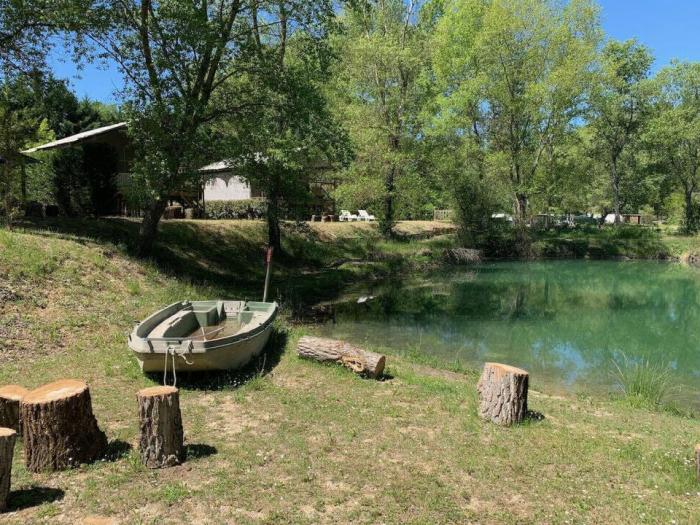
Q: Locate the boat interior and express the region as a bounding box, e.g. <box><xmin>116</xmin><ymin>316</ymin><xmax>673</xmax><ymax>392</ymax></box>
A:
<box><xmin>139</xmin><ymin>301</ymin><xmax>275</xmax><ymax>342</ymax></box>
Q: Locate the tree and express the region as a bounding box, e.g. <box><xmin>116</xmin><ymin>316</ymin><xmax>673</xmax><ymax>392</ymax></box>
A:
<box><xmin>70</xmin><ymin>1</ymin><xmax>250</xmax><ymax>255</ymax></box>
<box><xmin>219</xmin><ymin>0</ymin><xmax>342</xmax><ymax>253</ymax></box>
<box><xmin>331</xmin><ymin>0</ymin><xmax>436</xmax><ymax>236</ymax></box>
<box><xmin>589</xmin><ymin>39</ymin><xmax>653</xmax><ymax>227</ymax></box>
<box><xmin>432</xmin><ymin>0</ymin><xmax>601</xmax><ymax>222</ymax></box>
<box><xmin>646</xmin><ymin>61</ymin><xmax>700</xmax><ymax>233</ymax></box>
<box><xmin>0</xmin><ymin>81</ymin><xmax>37</xmax><ymax>230</ymax></box>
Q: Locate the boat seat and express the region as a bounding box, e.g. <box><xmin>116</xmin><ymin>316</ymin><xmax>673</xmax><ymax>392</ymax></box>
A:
<box><xmin>149</xmin><ymin>310</ymin><xmax>198</xmax><ymax>338</ymax></box>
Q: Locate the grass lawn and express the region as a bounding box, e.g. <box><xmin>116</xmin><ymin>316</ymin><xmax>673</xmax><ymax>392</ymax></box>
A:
<box><xmin>1</xmin><ymin>220</ymin><xmax>700</xmax><ymax>524</ymax></box>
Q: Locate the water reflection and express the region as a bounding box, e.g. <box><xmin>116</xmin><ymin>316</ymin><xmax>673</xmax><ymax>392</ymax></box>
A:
<box><xmin>314</xmin><ymin>261</ymin><xmax>700</xmax><ymax>404</ymax></box>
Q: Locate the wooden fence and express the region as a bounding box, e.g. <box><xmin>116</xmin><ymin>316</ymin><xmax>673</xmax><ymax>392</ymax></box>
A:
<box><xmin>433</xmin><ymin>209</ymin><xmax>453</xmax><ymax>221</ymax></box>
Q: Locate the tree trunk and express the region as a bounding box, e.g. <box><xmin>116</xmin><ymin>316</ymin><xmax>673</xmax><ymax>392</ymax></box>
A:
<box><xmin>21</xmin><ymin>380</ymin><xmax>107</xmax><ymax>472</ymax></box>
<box><xmin>267</xmin><ymin>196</ymin><xmax>282</xmax><ymax>255</ymax></box>
<box><xmin>685</xmin><ymin>186</ymin><xmax>696</xmax><ymax>233</ymax></box>
<box><xmin>20</xmin><ymin>162</ymin><xmax>27</xmax><ymax>208</ymax></box>
<box><xmin>296</xmin><ymin>336</ymin><xmax>386</xmax><ymax>379</ymax></box>
<box><xmin>383</xmin><ymin>164</ymin><xmax>396</xmax><ymax>237</ymax></box>
<box><xmin>611</xmin><ymin>158</ymin><xmax>621</xmax><ymax>228</ymax></box>
<box><xmin>0</xmin><ymin>385</ymin><xmax>28</xmax><ymax>434</ymax></box>
<box><xmin>3</xmin><ymin>162</ymin><xmax>12</xmax><ymax>232</ymax></box>
<box><xmin>137</xmin><ymin>386</ymin><xmax>185</xmax><ymax>469</ymax></box>
<box><xmin>477</xmin><ymin>363</ymin><xmax>529</xmax><ymax>426</ymax></box>
<box><xmin>0</xmin><ymin>428</ymin><xmax>16</xmax><ymax>513</ymax></box>
<box><xmin>515</xmin><ymin>193</ymin><xmax>529</xmax><ymax>223</ymax></box>
<box><xmin>136</xmin><ymin>198</ymin><xmax>168</xmax><ymax>257</ymax></box>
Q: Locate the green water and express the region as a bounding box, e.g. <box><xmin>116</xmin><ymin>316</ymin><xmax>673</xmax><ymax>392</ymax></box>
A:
<box><xmin>315</xmin><ymin>260</ymin><xmax>700</xmax><ymax>404</ymax></box>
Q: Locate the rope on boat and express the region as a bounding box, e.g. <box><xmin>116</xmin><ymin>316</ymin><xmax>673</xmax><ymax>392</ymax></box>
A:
<box><xmin>163</xmin><ymin>340</ymin><xmax>194</xmax><ymax>387</ymax></box>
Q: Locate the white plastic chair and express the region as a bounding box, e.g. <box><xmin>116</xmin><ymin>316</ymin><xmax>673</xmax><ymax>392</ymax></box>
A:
<box><xmin>339</xmin><ymin>210</ymin><xmax>358</xmax><ymax>222</ymax></box>
<box><xmin>358</xmin><ymin>210</ymin><xmax>376</xmax><ymax>221</ymax></box>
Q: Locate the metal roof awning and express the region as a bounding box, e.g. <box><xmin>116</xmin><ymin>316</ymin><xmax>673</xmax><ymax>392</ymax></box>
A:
<box><xmin>0</xmin><ymin>153</ymin><xmax>41</xmax><ymax>165</ymax></box>
<box><xmin>22</xmin><ymin>122</ymin><xmax>128</xmax><ymax>153</ymax></box>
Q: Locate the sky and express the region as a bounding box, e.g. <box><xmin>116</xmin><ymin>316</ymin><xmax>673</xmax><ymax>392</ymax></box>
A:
<box><xmin>49</xmin><ymin>0</ymin><xmax>700</xmax><ymax>104</ymax></box>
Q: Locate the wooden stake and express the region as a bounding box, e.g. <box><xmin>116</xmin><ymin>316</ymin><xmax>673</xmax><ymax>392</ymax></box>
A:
<box><xmin>22</xmin><ymin>380</ymin><xmax>107</xmax><ymax>472</ymax></box>
<box><xmin>297</xmin><ymin>336</ymin><xmax>386</xmax><ymax>378</ymax></box>
<box><xmin>0</xmin><ymin>385</ymin><xmax>28</xmax><ymax>434</ymax></box>
<box><xmin>477</xmin><ymin>363</ymin><xmax>530</xmax><ymax>426</ymax></box>
<box><xmin>0</xmin><ymin>428</ymin><xmax>16</xmax><ymax>513</ymax></box>
<box><xmin>263</xmin><ymin>246</ymin><xmax>273</xmax><ymax>302</ymax></box>
<box><xmin>137</xmin><ymin>386</ymin><xmax>185</xmax><ymax>468</ymax></box>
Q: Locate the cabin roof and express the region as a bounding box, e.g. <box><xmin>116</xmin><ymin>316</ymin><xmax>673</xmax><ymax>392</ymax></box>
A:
<box><xmin>22</xmin><ymin>122</ymin><xmax>128</xmax><ymax>153</ymax></box>
<box><xmin>0</xmin><ymin>153</ymin><xmax>40</xmax><ymax>165</ymax></box>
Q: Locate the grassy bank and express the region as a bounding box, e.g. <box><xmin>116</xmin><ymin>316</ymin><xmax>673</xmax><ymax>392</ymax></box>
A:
<box><xmin>485</xmin><ymin>225</ymin><xmax>700</xmax><ymax>261</ymax></box>
<box><xmin>1</xmin><ymin>222</ymin><xmax>700</xmax><ymax>523</ymax></box>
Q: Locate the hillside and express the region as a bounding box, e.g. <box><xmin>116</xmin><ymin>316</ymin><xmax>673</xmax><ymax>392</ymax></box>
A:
<box><xmin>0</xmin><ymin>221</ymin><xmax>699</xmax><ymax>524</ymax></box>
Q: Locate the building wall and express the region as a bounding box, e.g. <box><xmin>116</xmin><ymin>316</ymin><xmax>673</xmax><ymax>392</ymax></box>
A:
<box><xmin>204</xmin><ymin>172</ymin><xmax>253</xmax><ymax>201</ymax></box>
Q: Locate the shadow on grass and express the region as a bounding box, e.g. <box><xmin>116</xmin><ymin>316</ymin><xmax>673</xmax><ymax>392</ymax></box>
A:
<box><xmin>148</xmin><ymin>327</ymin><xmax>288</xmax><ymax>392</ymax></box>
<box><xmin>104</xmin><ymin>439</ymin><xmax>133</xmax><ymax>462</ymax></box>
<box><xmin>6</xmin><ymin>487</ymin><xmax>65</xmax><ymax>511</ymax></box>
<box><xmin>186</xmin><ymin>444</ymin><xmax>218</xmax><ymax>460</ymax></box>
<box><xmin>524</xmin><ymin>410</ymin><xmax>546</xmax><ymax>424</ymax></box>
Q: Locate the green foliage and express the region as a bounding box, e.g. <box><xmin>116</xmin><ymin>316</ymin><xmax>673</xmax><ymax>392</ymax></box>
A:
<box><xmin>589</xmin><ymin>39</ymin><xmax>654</xmax><ymax>224</ymax></box>
<box><xmin>432</xmin><ymin>0</ymin><xmax>602</xmax><ymax>222</ymax></box>
<box><xmin>205</xmin><ymin>199</ymin><xmax>268</xmax><ymax>220</ymax></box>
<box><xmin>645</xmin><ymin>60</ymin><xmax>700</xmax><ymax>233</ymax></box>
<box><xmin>329</xmin><ymin>0</ymin><xmax>436</xmax><ymax>235</ymax></box>
<box><xmin>613</xmin><ymin>353</ymin><xmax>672</xmax><ymax>408</ymax></box>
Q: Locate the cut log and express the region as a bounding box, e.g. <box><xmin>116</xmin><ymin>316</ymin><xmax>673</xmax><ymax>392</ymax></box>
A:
<box><xmin>22</xmin><ymin>380</ymin><xmax>107</xmax><ymax>472</ymax></box>
<box><xmin>0</xmin><ymin>385</ymin><xmax>28</xmax><ymax>434</ymax></box>
<box><xmin>0</xmin><ymin>428</ymin><xmax>17</xmax><ymax>513</ymax></box>
<box><xmin>477</xmin><ymin>363</ymin><xmax>529</xmax><ymax>426</ymax></box>
<box><xmin>696</xmin><ymin>444</ymin><xmax>700</xmax><ymax>483</ymax></box>
<box><xmin>296</xmin><ymin>336</ymin><xmax>386</xmax><ymax>378</ymax></box>
<box><xmin>137</xmin><ymin>386</ymin><xmax>184</xmax><ymax>468</ymax></box>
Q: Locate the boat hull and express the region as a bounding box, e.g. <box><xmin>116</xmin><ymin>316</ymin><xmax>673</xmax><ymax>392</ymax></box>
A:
<box><xmin>128</xmin><ymin>300</ymin><xmax>278</xmax><ymax>373</ymax></box>
<box><xmin>135</xmin><ymin>323</ymin><xmax>274</xmax><ymax>372</ymax></box>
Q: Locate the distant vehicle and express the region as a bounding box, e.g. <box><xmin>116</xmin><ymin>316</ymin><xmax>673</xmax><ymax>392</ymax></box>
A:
<box><xmin>491</xmin><ymin>213</ymin><xmax>514</xmax><ymax>222</ymax></box>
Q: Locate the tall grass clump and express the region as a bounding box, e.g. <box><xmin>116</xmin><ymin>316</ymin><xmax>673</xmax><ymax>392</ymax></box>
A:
<box><xmin>612</xmin><ymin>353</ymin><xmax>672</xmax><ymax>407</ymax></box>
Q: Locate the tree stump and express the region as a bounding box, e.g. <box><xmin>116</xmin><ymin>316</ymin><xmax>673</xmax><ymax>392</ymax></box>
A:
<box><xmin>296</xmin><ymin>336</ymin><xmax>386</xmax><ymax>378</ymax></box>
<box><xmin>477</xmin><ymin>363</ymin><xmax>529</xmax><ymax>426</ymax></box>
<box><xmin>0</xmin><ymin>385</ymin><xmax>28</xmax><ymax>434</ymax></box>
<box><xmin>0</xmin><ymin>428</ymin><xmax>17</xmax><ymax>513</ymax></box>
<box><xmin>137</xmin><ymin>386</ymin><xmax>184</xmax><ymax>468</ymax></box>
<box><xmin>22</xmin><ymin>380</ymin><xmax>107</xmax><ymax>472</ymax></box>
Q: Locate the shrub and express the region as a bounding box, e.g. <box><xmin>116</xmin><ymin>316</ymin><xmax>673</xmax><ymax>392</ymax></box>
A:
<box><xmin>612</xmin><ymin>352</ymin><xmax>672</xmax><ymax>407</ymax></box>
<box><xmin>205</xmin><ymin>199</ymin><xmax>268</xmax><ymax>220</ymax></box>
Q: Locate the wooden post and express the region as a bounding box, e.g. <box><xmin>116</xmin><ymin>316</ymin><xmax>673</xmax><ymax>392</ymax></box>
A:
<box><xmin>263</xmin><ymin>247</ymin><xmax>273</xmax><ymax>302</ymax></box>
<box><xmin>137</xmin><ymin>386</ymin><xmax>185</xmax><ymax>468</ymax></box>
<box><xmin>0</xmin><ymin>428</ymin><xmax>16</xmax><ymax>513</ymax></box>
<box><xmin>296</xmin><ymin>336</ymin><xmax>386</xmax><ymax>379</ymax></box>
<box><xmin>0</xmin><ymin>386</ymin><xmax>28</xmax><ymax>434</ymax></box>
<box><xmin>477</xmin><ymin>363</ymin><xmax>530</xmax><ymax>426</ymax></box>
<box><xmin>696</xmin><ymin>444</ymin><xmax>700</xmax><ymax>483</ymax></box>
<box><xmin>22</xmin><ymin>380</ymin><xmax>107</xmax><ymax>472</ymax></box>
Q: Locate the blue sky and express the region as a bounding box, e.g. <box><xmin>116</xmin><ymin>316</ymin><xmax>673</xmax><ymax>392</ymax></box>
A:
<box><xmin>50</xmin><ymin>0</ymin><xmax>700</xmax><ymax>104</ymax></box>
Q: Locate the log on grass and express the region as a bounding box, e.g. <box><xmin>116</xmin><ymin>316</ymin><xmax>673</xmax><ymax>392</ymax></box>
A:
<box><xmin>296</xmin><ymin>336</ymin><xmax>386</xmax><ymax>378</ymax></box>
<box><xmin>137</xmin><ymin>386</ymin><xmax>184</xmax><ymax>469</ymax></box>
<box><xmin>0</xmin><ymin>428</ymin><xmax>16</xmax><ymax>513</ymax></box>
<box><xmin>22</xmin><ymin>380</ymin><xmax>107</xmax><ymax>472</ymax></box>
<box><xmin>477</xmin><ymin>363</ymin><xmax>529</xmax><ymax>426</ymax></box>
<box><xmin>0</xmin><ymin>385</ymin><xmax>28</xmax><ymax>434</ymax></box>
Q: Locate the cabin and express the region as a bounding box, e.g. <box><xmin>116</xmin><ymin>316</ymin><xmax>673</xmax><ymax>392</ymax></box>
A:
<box><xmin>199</xmin><ymin>161</ymin><xmax>264</xmax><ymax>202</ymax></box>
<box><xmin>22</xmin><ymin>122</ymin><xmax>204</xmax><ymax>216</ymax></box>
<box><xmin>23</xmin><ymin>122</ymin><xmax>337</xmax><ymax>219</ymax></box>
<box><xmin>604</xmin><ymin>213</ymin><xmax>643</xmax><ymax>225</ymax></box>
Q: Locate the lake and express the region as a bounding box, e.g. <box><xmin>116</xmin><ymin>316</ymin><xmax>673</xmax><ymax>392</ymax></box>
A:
<box><xmin>314</xmin><ymin>260</ymin><xmax>700</xmax><ymax>405</ymax></box>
